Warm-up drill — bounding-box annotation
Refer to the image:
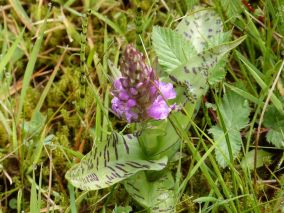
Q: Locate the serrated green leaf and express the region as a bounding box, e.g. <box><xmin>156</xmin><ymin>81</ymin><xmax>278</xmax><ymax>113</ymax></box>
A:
<box><xmin>124</xmin><ymin>171</ymin><xmax>175</xmax><ymax>213</ymax></box>
<box><xmin>152</xmin><ymin>26</ymin><xmax>196</xmax><ymax>72</ymax></box>
<box><xmin>209</xmin><ymin>126</ymin><xmax>242</xmax><ymax>168</ymax></box>
<box><xmin>209</xmin><ymin>91</ymin><xmax>250</xmax><ymax>168</ymax></box>
<box><xmin>218</xmin><ymin>90</ymin><xmax>250</xmax><ymax>130</ymax></box>
<box><xmin>263</xmin><ymin>106</ymin><xmax>284</xmax><ymax>148</ymax></box>
<box><xmin>241</xmin><ymin>150</ymin><xmax>273</xmax><ymax>170</ymax></box>
<box><xmin>66</xmin><ymin>132</ymin><xmax>168</xmax><ymax>190</ymax></box>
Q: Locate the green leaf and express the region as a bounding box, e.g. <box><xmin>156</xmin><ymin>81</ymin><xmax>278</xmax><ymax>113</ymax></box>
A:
<box><xmin>176</xmin><ymin>8</ymin><xmax>225</xmax><ymax>52</ymax></box>
<box><xmin>152</xmin><ymin>26</ymin><xmax>196</xmax><ymax>73</ymax></box>
<box><xmin>65</xmin><ymin>132</ymin><xmax>168</xmax><ymax>190</ymax></box>
<box><xmin>168</xmin><ymin>36</ymin><xmax>246</xmax><ymax>101</ymax></box>
<box><xmin>209</xmin><ymin>91</ymin><xmax>250</xmax><ymax>168</ymax></box>
<box><xmin>0</xmin><ymin>29</ymin><xmax>24</xmax><ymax>76</ymax></box>
<box><xmin>208</xmin><ymin>59</ymin><xmax>227</xmax><ymax>85</ymax></box>
<box><xmin>16</xmin><ymin>8</ymin><xmax>50</xmax><ymax>123</ymax></box>
<box><xmin>241</xmin><ymin>150</ymin><xmax>273</xmax><ymax>170</ymax></box>
<box><xmin>124</xmin><ymin>171</ymin><xmax>175</xmax><ymax>213</ymax></box>
<box><xmin>139</xmin><ymin>119</ymin><xmax>180</xmax><ymax>158</ymax></box>
<box><xmin>23</xmin><ymin>111</ymin><xmax>46</xmax><ymax>137</ymax></box>
<box><xmin>220</xmin><ymin>0</ymin><xmax>242</xmax><ymax>20</ymax></box>
<box><xmin>152</xmin><ymin>7</ymin><xmax>245</xmax><ymax>103</ymax></box>
<box><xmin>209</xmin><ymin>126</ymin><xmax>242</xmax><ymax>168</ymax></box>
<box><xmin>263</xmin><ymin>106</ymin><xmax>284</xmax><ymax>148</ymax></box>
<box><xmin>236</xmin><ymin>51</ymin><xmax>283</xmax><ymax>112</ymax></box>
<box><xmin>218</xmin><ymin>90</ymin><xmax>250</xmax><ymax>130</ymax></box>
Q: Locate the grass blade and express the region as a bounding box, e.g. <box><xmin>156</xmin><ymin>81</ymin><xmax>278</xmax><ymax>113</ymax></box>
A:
<box><xmin>16</xmin><ymin>8</ymin><xmax>50</xmax><ymax>123</ymax></box>
<box><xmin>0</xmin><ymin>29</ymin><xmax>24</xmax><ymax>76</ymax></box>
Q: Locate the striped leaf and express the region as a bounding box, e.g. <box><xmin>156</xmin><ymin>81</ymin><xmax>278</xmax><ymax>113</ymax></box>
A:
<box><xmin>65</xmin><ymin>132</ymin><xmax>167</xmax><ymax>190</ymax></box>
<box><xmin>125</xmin><ymin>171</ymin><xmax>175</xmax><ymax>213</ymax></box>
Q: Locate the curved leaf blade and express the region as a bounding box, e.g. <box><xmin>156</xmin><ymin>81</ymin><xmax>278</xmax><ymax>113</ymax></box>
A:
<box><xmin>65</xmin><ymin>132</ymin><xmax>167</xmax><ymax>190</ymax></box>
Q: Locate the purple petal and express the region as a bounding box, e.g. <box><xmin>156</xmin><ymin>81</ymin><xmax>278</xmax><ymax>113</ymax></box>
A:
<box><xmin>125</xmin><ymin>111</ymin><xmax>138</xmax><ymax>122</ymax></box>
<box><xmin>136</xmin><ymin>82</ymin><xmax>143</xmax><ymax>89</ymax></box>
<box><xmin>121</xmin><ymin>78</ymin><xmax>129</xmax><ymax>87</ymax></box>
<box><xmin>127</xmin><ymin>99</ymin><xmax>136</xmax><ymax>107</ymax></box>
<box><xmin>114</xmin><ymin>79</ymin><xmax>122</xmax><ymax>90</ymax></box>
<box><xmin>147</xmin><ymin>98</ymin><xmax>171</xmax><ymax>120</ymax></box>
<box><xmin>130</xmin><ymin>87</ymin><xmax>138</xmax><ymax>95</ymax></box>
<box><xmin>111</xmin><ymin>97</ymin><xmax>123</xmax><ymax>116</ymax></box>
<box><xmin>118</xmin><ymin>91</ymin><xmax>129</xmax><ymax>100</ymax></box>
<box><xmin>158</xmin><ymin>81</ymin><xmax>176</xmax><ymax>99</ymax></box>
<box><xmin>149</xmin><ymin>81</ymin><xmax>158</xmax><ymax>96</ymax></box>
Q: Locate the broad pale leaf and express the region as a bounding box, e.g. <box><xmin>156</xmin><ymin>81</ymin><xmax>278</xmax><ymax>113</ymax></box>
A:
<box><xmin>176</xmin><ymin>8</ymin><xmax>224</xmax><ymax>52</ymax></box>
<box><xmin>168</xmin><ymin>36</ymin><xmax>246</xmax><ymax>101</ymax></box>
<box><xmin>65</xmin><ymin>132</ymin><xmax>167</xmax><ymax>190</ymax></box>
<box><xmin>124</xmin><ymin>171</ymin><xmax>175</xmax><ymax>213</ymax></box>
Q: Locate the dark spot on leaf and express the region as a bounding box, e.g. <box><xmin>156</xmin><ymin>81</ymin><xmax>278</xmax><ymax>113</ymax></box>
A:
<box><xmin>184</xmin><ymin>32</ymin><xmax>190</xmax><ymax>38</ymax></box>
<box><xmin>169</xmin><ymin>75</ymin><xmax>178</xmax><ymax>83</ymax></box>
<box><xmin>185</xmin><ymin>19</ymin><xmax>190</xmax><ymax>25</ymax></box>
<box><xmin>184</xmin><ymin>66</ymin><xmax>190</xmax><ymax>73</ymax></box>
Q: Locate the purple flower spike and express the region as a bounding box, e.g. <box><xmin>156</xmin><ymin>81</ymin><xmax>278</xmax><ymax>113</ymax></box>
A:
<box><xmin>111</xmin><ymin>44</ymin><xmax>176</xmax><ymax>122</ymax></box>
